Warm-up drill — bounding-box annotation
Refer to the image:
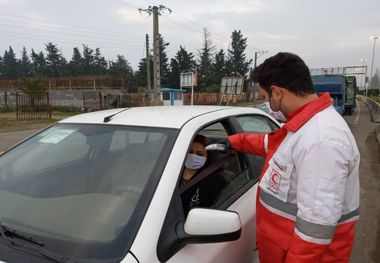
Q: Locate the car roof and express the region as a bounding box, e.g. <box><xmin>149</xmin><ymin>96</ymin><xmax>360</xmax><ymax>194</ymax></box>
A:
<box><xmin>59</xmin><ymin>106</ymin><xmax>266</xmax><ymax>129</ymax></box>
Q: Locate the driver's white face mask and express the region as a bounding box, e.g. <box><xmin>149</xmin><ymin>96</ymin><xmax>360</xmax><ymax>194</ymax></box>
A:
<box><xmin>185</xmin><ymin>153</ymin><xmax>207</xmax><ymax>170</ymax></box>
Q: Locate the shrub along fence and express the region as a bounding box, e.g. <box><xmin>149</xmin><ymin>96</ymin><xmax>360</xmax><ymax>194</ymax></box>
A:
<box><xmin>0</xmin><ymin>91</ymin><xmax>250</xmax><ymax>114</ymax></box>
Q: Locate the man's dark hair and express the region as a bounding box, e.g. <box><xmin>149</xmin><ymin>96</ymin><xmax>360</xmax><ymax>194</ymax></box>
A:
<box><xmin>252</xmin><ymin>52</ymin><xmax>314</xmax><ymax>96</ymax></box>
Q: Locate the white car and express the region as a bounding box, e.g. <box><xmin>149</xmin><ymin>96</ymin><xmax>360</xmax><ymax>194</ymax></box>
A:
<box><xmin>0</xmin><ymin>106</ymin><xmax>280</xmax><ymax>263</ymax></box>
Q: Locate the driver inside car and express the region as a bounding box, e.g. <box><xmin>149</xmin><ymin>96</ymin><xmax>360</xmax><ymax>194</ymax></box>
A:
<box><xmin>180</xmin><ymin>134</ymin><xmax>228</xmax><ymax>215</ymax></box>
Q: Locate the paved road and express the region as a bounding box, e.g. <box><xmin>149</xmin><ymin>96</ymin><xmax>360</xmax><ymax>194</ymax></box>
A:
<box><xmin>347</xmin><ymin>101</ymin><xmax>380</xmax><ymax>263</ymax></box>
<box><xmin>0</xmin><ymin>129</ymin><xmax>41</xmax><ymax>152</ymax></box>
<box><xmin>0</xmin><ymin>102</ymin><xmax>379</xmax><ymax>261</ymax></box>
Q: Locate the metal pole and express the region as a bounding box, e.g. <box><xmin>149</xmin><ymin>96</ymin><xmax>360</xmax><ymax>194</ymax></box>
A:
<box><xmin>191</xmin><ymin>72</ymin><xmax>194</xmax><ymax>105</ymax></box>
<box><xmin>152</xmin><ymin>6</ymin><xmax>160</xmax><ymax>101</ymax></box>
<box><xmin>146</xmin><ymin>34</ymin><xmax>151</xmax><ymax>101</ymax></box>
<box><xmin>365</xmin><ymin>65</ymin><xmax>368</xmax><ymax>97</ymax></box>
<box><xmin>369</xmin><ymin>37</ymin><xmax>378</xmax><ymax>92</ymax></box>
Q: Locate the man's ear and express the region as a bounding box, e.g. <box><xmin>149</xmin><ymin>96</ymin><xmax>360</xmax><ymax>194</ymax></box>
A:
<box><xmin>271</xmin><ymin>85</ymin><xmax>284</xmax><ymax>99</ymax></box>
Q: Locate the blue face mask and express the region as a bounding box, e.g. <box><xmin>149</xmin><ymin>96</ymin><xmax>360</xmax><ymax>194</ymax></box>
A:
<box><xmin>185</xmin><ymin>153</ymin><xmax>207</xmax><ymax>170</ymax></box>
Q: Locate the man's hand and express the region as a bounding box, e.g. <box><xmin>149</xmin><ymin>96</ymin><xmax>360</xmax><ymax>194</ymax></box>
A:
<box><xmin>205</xmin><ymin>139</ymin><xmax>231</xmax><ymax>153</ymax></box>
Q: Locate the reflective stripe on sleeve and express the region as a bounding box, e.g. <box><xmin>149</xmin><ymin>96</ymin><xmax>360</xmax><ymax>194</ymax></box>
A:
<box><xmin>294</xmin><ymin>227</ymin><xmax>332</xmax><ymax>245</ymax></box>
<box><xmin>338</xmin><ymin>208</ymin><xmax>360</xmax><ymax>224</ymax></box>
<box><xmin>264</xmin><ymin>134</ymin><xmax>269</xmax><ymax>154</ymax></box>
<box><xmin>296</xmin><ymin>217</ymin><xmax>335</xmax><ymax>240</ymax></box>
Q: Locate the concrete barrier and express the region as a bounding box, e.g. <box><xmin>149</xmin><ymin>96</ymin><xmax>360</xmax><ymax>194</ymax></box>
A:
<box><xmin>361</xmin><ymin>96</ymin><xmax>380</xmax><ymax>123</ymax></box>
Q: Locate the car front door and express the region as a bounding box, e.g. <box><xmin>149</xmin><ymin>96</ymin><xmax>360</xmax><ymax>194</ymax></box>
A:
<box><xmin>161</xmin><ymin>114</ymin><xmax>279</xmax><ymax>263</ymax></box>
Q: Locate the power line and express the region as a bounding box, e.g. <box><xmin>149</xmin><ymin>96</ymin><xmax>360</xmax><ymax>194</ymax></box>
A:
<box><xmin>115</xmin><ymin>0</ymin><xmax>264</xmax><ymax>53</ymax></box>
<box><xmin>0</xmin><ymin>23</ymin><xmax>143</xmax><ymax>45</ymax></box>
<box><xmin>0</xmin><ymin>30</ymin><xmax>144</xmax><ymax>50</ymax></box>
<box><xmin>0</xmin><ymin>22</ymin><xmax>144</xmax><ymax>45</ymax></box>
<box><xmin>0</xmin><ymin>13</ymin><xmax>145</xmax><ymax>40</ymax></box>
<box><xmin>107</xmin><ymin>0</ymin><xmax>224</xmax><ymax>50</ymax></box>
<box><xmin>108</xmin><ymin>0</ymin><xmax>141</xmax><ymax>9</ymax></box>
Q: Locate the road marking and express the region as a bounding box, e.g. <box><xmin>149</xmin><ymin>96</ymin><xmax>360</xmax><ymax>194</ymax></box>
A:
<box><xmin>354</xmin><ymin>101</ymin><xmax>361</xmax><ymax>125</ymax></box>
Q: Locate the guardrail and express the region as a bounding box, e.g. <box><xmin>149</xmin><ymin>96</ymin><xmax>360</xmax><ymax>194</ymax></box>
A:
<box><xmin>361</xmin><ymin>96</ymin><xmax>380</xmax><ymax>123</ymax></box>
<box><xmin>361</xmin><ymin>96</ymin><xmax>380</xmax><ymax>144</ymax></box>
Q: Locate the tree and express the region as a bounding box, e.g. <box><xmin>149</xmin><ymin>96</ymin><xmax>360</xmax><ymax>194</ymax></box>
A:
<box><xmin>0</xmin><ymin>55</ymin><xmax>3</xmax><ymax>79</ymax></box>
<box><xmin>167</xmin><ymin>46</ymin><xmax>196</xmax><ymax>88</ymax></box>
<box><xmin>135</xmin><ymin>57</ymin><xmax>153</xmax><ymax>89</ymax></box>
<box><xmin>82</xmin><ymin>44</ymin><xmax>95</xmax><ymax>75</ymax></box>
<box><xmin>19</xmin><ymin>76</ymin><xmax>48</xmax><ymax>107</ymax></box>
<box><xmin>212</xmin><ymin>49</ymin><xmax>226</xmax><ymax>86</ymax></box>
<box><xmin>197</xmin><ymin>28</ymin><xmax>215</xmax><ymax>88</ymax></box>
<box><xmin>30</xmin><ymin>49</ymin><xmax>47</xmax><ymax>76</ymax></box>
<box><xmin>159</xmin><ymin>34</ymin><xmax>170</xmax><ymax>87</ymax></box>
<box><xmin>109</xmin><ymin>55</ymin><xmax>134</xmax><ymax>91</ymax></box>
<box><xmin>68</xmin><ymin>47</ymin><xmax>83</xmax><ymax>76</ymax></box>
<box><xmin>45</xmin><ymin>42</ymin><xmax>66</xmax><ymax>77</ymax></box>
<box><xmin>19</xmin><ymin>47</ymin><xmax>32</xmax><ymax>77</ymax></box>
<box><xmin>93</xmin><ymin>48</ymin><xmax>108</xmax><ymax>75</ymax></box>
<box><xmin>2</xmin><ymin>46</ymin><xmax>19</xmax><ymax>79</ymax></box>
<box><xmin>225</xmin><ymin>30</ymin><xmax>252</xmax><ymax>77</ymax></box>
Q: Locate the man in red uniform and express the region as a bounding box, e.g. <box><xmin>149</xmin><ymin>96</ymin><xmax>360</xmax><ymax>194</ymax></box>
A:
<box><xmin>224</xmin><ymin>53</ymin><xmax>360</xmax><ymax>262</ymax></box>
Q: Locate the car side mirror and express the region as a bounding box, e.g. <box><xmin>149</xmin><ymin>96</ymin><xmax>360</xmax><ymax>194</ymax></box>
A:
<box><xmin>157</xmin><ymin>197</ymin><xmax>242</xmax><ymax>262</ymax></box>
<box><xmin>176</xmin><ymin>208</ymin><xmax>241</xmax><ymax>244</ymax></box>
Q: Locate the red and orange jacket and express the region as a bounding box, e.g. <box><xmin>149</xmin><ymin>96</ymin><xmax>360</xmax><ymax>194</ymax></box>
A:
<box><xmin>228</xmin><ymin>93</ymin><xmax>360</xmax><ymax>262</ymax></box>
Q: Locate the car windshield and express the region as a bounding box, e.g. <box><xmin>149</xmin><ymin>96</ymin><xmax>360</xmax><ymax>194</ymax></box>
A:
<box><xmin>0</xmin><ymin>123</ymin><xmax>177</xmax><ymax>260</ymax></box>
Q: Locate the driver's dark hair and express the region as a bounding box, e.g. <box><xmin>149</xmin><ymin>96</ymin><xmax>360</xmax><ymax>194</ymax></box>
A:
<box><xmin>252</xmin><ymin>52</ymin><xmax>314</xmax><ymax>96</ymax></box>
<box><xmin>193</xmin><ymin>134</ymin><xmax>210</xmax><ymax>147</ymax></box>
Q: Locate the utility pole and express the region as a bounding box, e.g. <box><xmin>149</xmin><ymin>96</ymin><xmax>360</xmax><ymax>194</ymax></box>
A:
<box><xmin>254</xmin><ymin>52</ymin><xmax>257</xmax><ymax>69</ymax></box>
<box><xmin>146</xmin><ymin>34</ymin><xmax>151</xmax><ymax>100</ymax></box>
<box><xmin>152</xmin><ymin>6</ymin><xmax>160</xmax><ymax>100</ymax></box>
<box><xmin>139</xmin><ymin>5</ymin><xmax>171</xmax><ymax>101</ymax></box>
<box><xmin>253</xmin><ymin>51</ymin><xmax>268</xmax><ymax>86</ymax></box>
<box><xmin>254</xmin><ymin>50</ymin><xmax>268</xmax><ymax>69</ymax></box>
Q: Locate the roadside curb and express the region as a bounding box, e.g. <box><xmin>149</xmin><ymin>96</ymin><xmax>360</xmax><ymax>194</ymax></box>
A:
<box><xmin>376</xmin><ymin>125</ymin><xmax>380</xmax><ymax>145</ymax></box>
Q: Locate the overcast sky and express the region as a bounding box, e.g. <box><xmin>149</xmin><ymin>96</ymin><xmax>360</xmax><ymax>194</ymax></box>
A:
<box><xmin>0</xmin><ymin>0</ymin><xmax>379</xmax><ymax>83</ymax></box>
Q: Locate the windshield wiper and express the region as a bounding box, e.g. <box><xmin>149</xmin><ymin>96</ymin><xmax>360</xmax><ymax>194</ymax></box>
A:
<box><xmin>0</xmin><ymin>222</ymin><xmax>77</xmax><ymax>263</ymax></box>
<box><xmin>0</xmin><ymin>222</ymin><xmax>43</xmax><ymax>246</ymax></box>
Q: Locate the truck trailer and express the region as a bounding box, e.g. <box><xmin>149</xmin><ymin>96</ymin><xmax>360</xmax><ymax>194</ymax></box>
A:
<box><xmin>312</xmin><ymin>74</ymin><xmax>346</xmax><ymax>115</ymax></box>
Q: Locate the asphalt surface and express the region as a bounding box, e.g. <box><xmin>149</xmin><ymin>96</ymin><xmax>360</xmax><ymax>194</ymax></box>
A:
<box><xmin>0</xmin><ymin>129</ymin><xmax>41</xmax><ymax>152</ymax></box>
<box><xmin>347</xmin><ymin>101</ymin><xmax>380</xmax><ymax>263</ymax></box>
<box><xmin>0</xmin><ymin>102</ymin><xmax>379</xmax><ymax>262</ymax></box>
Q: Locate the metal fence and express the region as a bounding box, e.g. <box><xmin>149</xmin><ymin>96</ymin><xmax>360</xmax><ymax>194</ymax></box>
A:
<box><xmin>15</xmin><ymin>92</ymin><xmax>51</xmax><ymax>120</ymax></box>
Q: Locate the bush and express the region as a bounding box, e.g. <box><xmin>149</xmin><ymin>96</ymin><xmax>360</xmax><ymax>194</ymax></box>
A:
<box><xmin>201</xmin><ymin>84</ymin><xmax>220</xmax><ymax>93</ymax></box>
<box><xmin>0</xmin><ymin>106</ymin><xmax>12</xmax><ymax>113</ymax></box>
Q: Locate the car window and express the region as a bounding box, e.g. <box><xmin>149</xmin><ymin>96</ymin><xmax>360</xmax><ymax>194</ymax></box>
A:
<box><xmin>198</xmin><ymin>122</ymin><xmax>244</xmax><ymax>182</ymax></box>
<box><xmin>180</xmin><ymin>121</ymin><xmax>255</xmax><ymax>213</ymax></box>
<box><xmin>11</xmin><ymin>127</ymin><xmax>90</xmax><ymax>176</ymax></box>
<box><xmin>234</xmin><ymin>114</ymin><xmax>280</xmax><ymax>186</ymax></box>
<box><xmin>236</xmin><ymin>115</ymin><xmax>275</xmax><ymax>133</ymax></box>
